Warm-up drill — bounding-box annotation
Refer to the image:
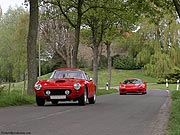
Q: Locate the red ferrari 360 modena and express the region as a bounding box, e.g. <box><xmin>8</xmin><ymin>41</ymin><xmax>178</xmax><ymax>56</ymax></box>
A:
<box><xmin>34</xmin><ymin>68</ymin><xmax>96</xmax><ymax>106</ymax></box>
<box><xmin>119</xmin><ymin>78</ymin><xmax>147</xmax><ymax>95</ymax></box>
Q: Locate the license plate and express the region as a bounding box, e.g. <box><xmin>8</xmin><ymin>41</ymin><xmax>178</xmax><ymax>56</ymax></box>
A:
<box><xmin>50</xmin><ymin>95</ymin><xmax>66</xmax><ymax>99</ymax></box>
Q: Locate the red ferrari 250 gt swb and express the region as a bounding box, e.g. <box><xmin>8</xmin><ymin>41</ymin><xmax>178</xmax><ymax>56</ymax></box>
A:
<box><xmin>119</xmin><ymin>78</ymin><xmax>147</xmax><ymax>95</ymax></box>
<box><xmin>34</xmin><ymin>68</ymin><xmax>96</xmax><ymax>106</ymax></box>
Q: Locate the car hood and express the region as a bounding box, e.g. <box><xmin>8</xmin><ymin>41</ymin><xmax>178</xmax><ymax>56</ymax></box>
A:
<box><xmin>38</xmin><ymin>79</ymin><xmax>85</xmax><ymax>87</ymax></box>
<box><xmin>123</xmin><ymin>84</ymin><xmax>142</xmax><ymax>88</ymax></box>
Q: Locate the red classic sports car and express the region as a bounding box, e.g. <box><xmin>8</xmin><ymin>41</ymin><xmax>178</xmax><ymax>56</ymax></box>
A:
<box><xmin>119</xmin><ymin>78</ymin><xmax>147</xmax><ymax>95</ymax></box>
<box><xmin>34</xmin><ymin>68</ymin><xmax>96</xmax><ymax>106</ymax></box>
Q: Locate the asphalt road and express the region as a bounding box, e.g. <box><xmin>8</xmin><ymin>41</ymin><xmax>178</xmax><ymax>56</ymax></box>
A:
<box><xmin>0</xmin><ymin>89</ymin><xmax>170</xmax><ymax>135</ymax></box>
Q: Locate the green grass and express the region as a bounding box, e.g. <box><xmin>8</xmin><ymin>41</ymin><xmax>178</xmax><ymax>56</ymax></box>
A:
<box><xmin>0</xmin><ymin>93</ymin><xmax>35</xmax><ymax>107</ymax></box>
<box><xmin>96</xmin><ymin>89</ymin><xmax>118</xmax><ymax>96</ymax></box>
<box><xmin>147</xmin><ymin>83</ymin><xmax>177</xmax><ymax>90</ymax></box>
<box><xmin>84</xmin><ymin>69</ymin><xmax>158</xmax><ymax>88</ymax></box>
<box><xmin>168</xmin><ymin>90</ymin><xmax>180</xmax><ymax>135</ymax></box>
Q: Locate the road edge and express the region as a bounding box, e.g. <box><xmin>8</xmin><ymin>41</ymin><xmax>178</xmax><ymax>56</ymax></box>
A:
<box><xmin>150</xmin><ymin>90</ymin><xmax>171</xmax><ymax>135</ymax></box>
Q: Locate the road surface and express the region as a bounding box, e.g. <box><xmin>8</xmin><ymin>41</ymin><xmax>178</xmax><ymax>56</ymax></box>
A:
<box><xmin>0</xmin><ymin>89</ymin><xmax>170</xmax><ymax>135</ymax></box>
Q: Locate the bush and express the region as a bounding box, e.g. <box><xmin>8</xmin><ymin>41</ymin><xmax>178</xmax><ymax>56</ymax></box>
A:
<box><xmin>157</xmin><ymin>67</ymin><xmax>180</xmax><ymax>84</ymax></box>
<box><xmin>112</xmin><ymin>55</ymin><xmax>140</xmax><ymax>70</ymax></box>
<box><xmin>0</xmin><ymin>85</ymin><xmax>5</xmax><ymax>95</ymax></box>
<box><xmin>78</xmin><ymin>56</ymin><xmax>88</xmax><ymax>68</ymax></box>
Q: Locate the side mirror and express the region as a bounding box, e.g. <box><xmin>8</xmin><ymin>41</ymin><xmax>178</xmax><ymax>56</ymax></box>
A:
<box><xmin>144</xmin><ymin>82</ymin><xmax>147</xmax><ymax>86</ymax></box>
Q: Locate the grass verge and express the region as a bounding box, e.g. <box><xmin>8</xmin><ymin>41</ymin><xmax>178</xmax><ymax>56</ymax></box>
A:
<box><xmin>0</xmin><ymin>93</ymin><xmax>35</xmax><ymax>107</ymax></box>
<box><xmin>96</xmin><ymin>89</ymin><xmax>118</xmax><ymax>96</ymax></box>
<box><xmin>0</xmin><ymin>89</ymin><xmax>117</xmax><ymax>108</ymax></box>
<box><xmin>168</xmin><ymin>90</ymin><xmax>180</xmax><ymax>135</ymax></box>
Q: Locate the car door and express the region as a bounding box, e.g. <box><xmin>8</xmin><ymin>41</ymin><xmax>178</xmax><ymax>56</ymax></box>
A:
<box><xmin>84</xmin><ymin>73</ymin><xmax>95</xmax><ymax>98</ymax></box>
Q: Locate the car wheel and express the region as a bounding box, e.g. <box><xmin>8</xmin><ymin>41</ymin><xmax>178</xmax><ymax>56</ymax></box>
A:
<box><xmin>78</xmin><ymin>87</ymin><xmax>88</xmax><ymax>105</ymax></box>
<box><xmin>142</xmin><ymin>91</ymin><xmax>147</xmax><ymax>95</ymax></box>
<box><xmin>120</xmin><ymin>92</ymin><xmax>126</xmax><ymax>95</ymax></box>
<box><xmin>51</xmin><ymin>100</ymin><xmax>58</xmax><ymax>105</ymax></box>
<box><xmin>88</xmin><ymin>91</ymin><xmax>96</xmax><ymax>104</ymax></box>
<box><xmin>36</xmin><ymin>96</ymin><xmax>45</xmax><ymax>106</ymax></box>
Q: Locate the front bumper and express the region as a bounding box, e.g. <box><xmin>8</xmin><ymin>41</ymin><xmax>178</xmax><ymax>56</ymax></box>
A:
<box><xmin>120</xmin><ymin>88</ymin><xmax>145</xmax><ymax>93</ymax></box>
<box><xmin>35</xmin><ymin>87</ymin><xmax>84</xmax><ymax>100</ymax></box>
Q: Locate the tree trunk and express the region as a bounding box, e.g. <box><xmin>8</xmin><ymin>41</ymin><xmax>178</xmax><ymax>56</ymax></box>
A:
<box><xmin>66</xmin><ymin>51</ymin><xmax>71</xmax><ymax>68</ymax></box>
<box><xmin>173</xmin><ymin>0</ymin><xmax>180</xmax><ymax>18</ymax></box>
<box><xmin>72</xmin><ymin>27</ymin><xmax>80</xmax><ymax>68</ymax></box>
<box><xmin>27</xmin><ymin>0</ymin><xmax>38</xmax><ymax>95</ymax></box>
<box><xmin>106</xmin><ymin>42</ymin><xmax>112</xmax><ymax>90</ymax></box>
<box><xmin>22</xmin><ymin>71</ymin><xmax>27</xmax><ymax>97</ymax></box>
<box><xmin>71</xmin><ymin>0</ymin><xmax>83</xmax><ymax>68</ymax></box>
<box><xmin>92</xmin><ymin>45</ymin><xmax>99</xmax><ymax>87</ymax></box>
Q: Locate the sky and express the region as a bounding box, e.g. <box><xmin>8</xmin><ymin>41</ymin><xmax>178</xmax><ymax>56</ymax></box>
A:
<box><xmin>0</xmin><ymin>0</ymin><xmax>25</xmax><ymax>14</ymax></box>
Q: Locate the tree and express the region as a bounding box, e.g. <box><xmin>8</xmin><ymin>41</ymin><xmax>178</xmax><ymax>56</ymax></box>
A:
<box><xmin>81</xmin><ymin>0</ymin><xmax>140</xmax><ymax>87</ymax></box>
<box><xmin>42</xmin><ymin>0</ymin><xmax>86</xmax><ymax>68</ymax></box>
<box><xmin>0</xmin><ymin>7</ymin><xmax>28</xmax><ymax>93</ymax></box>
<box><xmin>0</xmin><ymin>5</ymin><xmax>2</xmax><ymax>17</ymax></box>
<box><xmin>173</xmin><ymin>0</ymin><xmax>180</xmax><ymax>18</ymax></box>
<box><xmin>27</xmin><ymin>0</ymin><xmax>39</xmax><ymax>95</ymax></box>
<box><xmin>132</xmin><ymin>15</ymin><xmax>180</xmax><ymax>77</ymax></box>
<box><xmin>14</xmin><ymin>12</ymin><xmax>29</xmax><ymax>82</ymax></box>
<box><xmin>103</xmin><ymin>27</ymin><xmax>120</xmax><ymax>90</ymax></box>
<box><xmin>82</xmin><ymin>4</ymin><xmax>106</xmax><ymax>86</ymax></box>
<box><xmin>40</xmin><ymin>5</ymin><xmax>74</xmax><ymax>67</ymax></box>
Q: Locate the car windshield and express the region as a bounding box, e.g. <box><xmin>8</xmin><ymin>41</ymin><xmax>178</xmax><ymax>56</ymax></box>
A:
<box><xmin>50</xmin><ymin>70</ymin><xmax>86</xmax><ymax>80</ymax></box>
<box><xmin>123</xmin><ymin>79</ymin><xmax>142</xmax><ymax>84</ymax></box>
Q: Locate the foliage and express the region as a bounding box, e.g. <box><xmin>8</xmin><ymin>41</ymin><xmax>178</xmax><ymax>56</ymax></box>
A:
<box><xmin>130</xmin><ymin>15</ymin><xmax>180</xmax><ymax>78</ymax></box>
<box><xmin>40</xmin><ymin>61</ymin><xmax>54</xmax><ymax>75</ymax></box>
<box><xmin>144</xmin><ymin>51</ymin><xmax>173</xmax><ymax>77</ymax></box>
<box><xmin>0</xmin><ymin>7</ymin><xmax>28</xmax><ymax>82</ymax></box>
<box><xmin>158</xmin><ymin>67</ymin><xmax>180</xmax><ymax>84</ymax></box>
<box><xmin>0</xmin><ymin>84</ymin><xmax>5</xmax><ymax>95</ymax></box>
<box><xmin>113</xmin><ymin>55</ymin><xmax>140</xmax><ymax>70</ymax></box>
<box><xmin>114</xmin><ymin>32</ymin><xmax>144</xmax><ymax>58</ymax></box>
<box><xmin>77</xmin><ymin>56</ymin><xmax>89</xmax><ymax>69</ymax></box>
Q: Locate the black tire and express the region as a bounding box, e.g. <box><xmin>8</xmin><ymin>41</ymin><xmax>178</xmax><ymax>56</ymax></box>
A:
<box><xmin>36</xmin><ymin>96</ymin><xmax>45</xmax><ymax>106</ymax></box>
<box><xmin>78</xmin><ymin>87</ymin><xmax>88</xmax><ymax>106</ymax></box>
<box><xmin>88</xmin><ymin>91</ymin><xmax>96</xmax><ymax>104</ymax></box>
<box><xmin>120</xmin><ymin>92</ymin><xmax>126</xmax><ymax>95</ymax></box>
<box><xmin>142</xmin><ymin>91</ymin><xmax>147</xmax><ymax>95</ymax></box>
<box><xmin>51</xmin><ymin>100</ymin><xmax>59</xmax><ymax>105</ymax></box>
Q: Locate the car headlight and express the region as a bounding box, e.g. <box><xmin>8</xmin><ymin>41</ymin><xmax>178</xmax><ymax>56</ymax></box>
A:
<box><xmin>74</xmin><ymin>83</ymin><xmax>81</xmax><ymax>90</ymax></box>
<box><xmin>34</xmin><ymin>83</ymin><xmax>42</xmax><ymax>90</ymax></box>
<box><xmin>138</xmin><ymin>85</ymin><xmax>143</xmax><ymax>88</ymax></box>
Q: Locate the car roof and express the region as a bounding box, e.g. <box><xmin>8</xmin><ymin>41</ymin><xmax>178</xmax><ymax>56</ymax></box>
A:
<box><xmin>55</xmin><ymin>68</ymin><xmax>82</xmax><ymax>71</ymax></box>
<box><xmin>125</xmin><ymin>78</ymin><xmax>142</xmax><ymax>80</ymax></box>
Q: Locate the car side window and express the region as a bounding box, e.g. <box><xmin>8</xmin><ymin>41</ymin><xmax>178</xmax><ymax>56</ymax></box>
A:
<box><xmin>135</xmin><ymin>80</ymin><xmax>142</xmax><ymax>84</ymax></box>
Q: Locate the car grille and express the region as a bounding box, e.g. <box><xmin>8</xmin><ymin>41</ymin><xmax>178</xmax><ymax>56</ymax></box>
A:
<box><xmin>44</xmin><ymin>89</ymin><xmax>72</xmax><ymax>96</ymax></box>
